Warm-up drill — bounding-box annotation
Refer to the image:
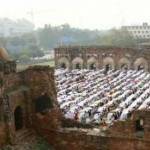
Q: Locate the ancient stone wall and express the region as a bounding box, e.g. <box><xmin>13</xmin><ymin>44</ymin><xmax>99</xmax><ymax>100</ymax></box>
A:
<box><xmin>0</xmin><ymin>66</ymin><xmax>59</xmax><ymax>147</ymax></box>
<box><xmin>55</xmin><ymin>46</ymin><xmax>150</xmax><ymax>71</ymax></box>
<box><xmin>1</xmin><ymin>59</ymin><xmax>150</xmax><ymax>150</ymax></box>
<box><xmin>21</xmin><ymin>66</ymin><xmax>62</xmax><ymax>128</ymax></box>
<box><xmin>32</xmin><ymin>110</ymin><xmax>150</xmax><ymax>150</ymax></box>
<box><xmin>33</xmin><ymin>119</ymin><xmax>150</xmax><ymax>150</ymax></box>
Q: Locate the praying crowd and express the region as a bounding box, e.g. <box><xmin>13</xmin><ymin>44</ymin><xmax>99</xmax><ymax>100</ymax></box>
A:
<box><xmin>55</xmin><ymin>68</ymin><xmax>150</xmax><ymax>126</ymax></box>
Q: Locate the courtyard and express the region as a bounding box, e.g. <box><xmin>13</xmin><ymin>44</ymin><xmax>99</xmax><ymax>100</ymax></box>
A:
<box><xmin>55</xmin><ymin>69</ymin><xmax>150</xmax><ymax>127</ymax></box>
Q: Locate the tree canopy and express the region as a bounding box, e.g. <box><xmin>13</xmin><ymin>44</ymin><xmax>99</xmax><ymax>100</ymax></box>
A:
<box><xmin>0</xmin><ymin>24</ymin><xmax>139</xmax><ymax>60</ymax></box>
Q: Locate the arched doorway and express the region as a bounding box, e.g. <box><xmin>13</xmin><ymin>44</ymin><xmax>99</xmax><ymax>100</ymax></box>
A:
<box><xmin>75</xmin><ymin>63</ymin><xmax>81</xmax><ymax>69</ymax></box>
<box><xmin>119</xmin><ymin>57</ymin><xmax>130</xmax><ymax>70</ymax></box>
<box><xmin>14</xmin><ymin>106</ymin><xmax>23</xmax><ymax>131</ymax></box>
<box><xmin>136</xmin><ymin>119</ymin><xmax>144</xmax><ymax>131</ymax></box>
<box><xmin>105</xmin><ymin>64</ymin><xmax>111</xmax><ymax>71</ymax></box>
<box><xmin>104</xmin><ymin>64</ymin><xmax>112</xmax><ymax>74</ymax></box>
<box><xmin>72</xmin><ymin>57</ymin><xmax>83</xmax><ymax>69</ymax></box>
<box><xmin>134</xmin><ymin>58</ymin><xmax>148</xmax><ymax>71</ymax></box>
<box><xmin>89</xmin><ymin>63</ymin><xmax>96</xmax><ymax>70</ymax></box>
<box><xmin>87</xmin><ymin>57</ymin><xmax>97</xmax><ymax>70</ymax></box>
<box><xmin>35</xmin><ymin>93</ymin><xmax>53</xmax><ymax>114</ymax></box>
<box><xmin>135</xmin><ymin>118</ymin><xmax>144</xmax><ymax>138</ymax></box>
<box><xmin>58</xmin><ymin>57</ymin><xmax>69</xmax><ymax>69</ymax></box>
<box><xmin>121</xmin><ymin>64</ymin><xmax>128</xmax><ymax>70</ymax></box>
<box><xmin>137</xmin><ymin>65</ymin><xmax>144</xmax><ymax>71</ymax></box>
<box><xmin>103</xmin><ymin>57</ymin><xmax>115</xmax><ymax>70</ymax></box>
<box><xmin>60</xmin><ymin>63</ymin><xmax>66</xmax><ymax>69</ymax></box>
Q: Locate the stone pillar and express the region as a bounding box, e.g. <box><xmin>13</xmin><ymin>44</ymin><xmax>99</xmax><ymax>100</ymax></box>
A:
<box><xmin>3</xmin><ymin>95</ymin><xmax>15</xmax><ymax>144</ymax></box>
<box><xmin>83</xmin><ymin>48</ymin><xmax>87</xmax><ymax>69</ymax></box>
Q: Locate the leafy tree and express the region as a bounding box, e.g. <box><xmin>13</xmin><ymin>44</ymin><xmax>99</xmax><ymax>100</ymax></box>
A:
<box><xmin>96</xmin><ymin>28</ymin><xmax>137</xmax><ymax>47</ymax></box>
<box><xmin>6</xmin><ymin>33</ymin><xmax>44</xmax><ymax>59</ymax></box>
<box><xmin>36</xmin><ymin>24</ymin><xmax>100</xmax><ymax>49</ymax></box>
<box><xmin>19</xmin><ymin>54</ymin><xmax>30</xmax><ymax>63</ymax></box>
<box><xmin>0</xmin><ymin>23</ymin><xmax>139</xmax><ymax>60</ymax></box>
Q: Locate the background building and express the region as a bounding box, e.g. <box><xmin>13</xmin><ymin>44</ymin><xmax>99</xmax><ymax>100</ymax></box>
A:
<box><xmin>122</xmin><ymin>22</ymin><xmax>150</xmax><ymax>39</ymax></box>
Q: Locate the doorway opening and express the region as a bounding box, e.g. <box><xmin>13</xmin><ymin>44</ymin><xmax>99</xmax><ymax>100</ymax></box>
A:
<box><xmin>14</xmin><ymin>106</ymin><xmax>23</xmax><ymax>131</ymax></box>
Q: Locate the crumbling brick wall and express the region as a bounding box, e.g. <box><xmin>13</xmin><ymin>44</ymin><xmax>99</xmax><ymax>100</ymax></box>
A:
<box><xmin>0</xmin><ymin>66</ymin><xmax>61</xmax><ymax>147</ymax></box>
<box><xmin>55</xmin><ymin>46</ymin><xmax>150</xmax><ymax>71</ymax></box>
<box><xmin>33</xmin><ymin>110</ymin><xmax>150</xmax><ymax>150</ymax></box>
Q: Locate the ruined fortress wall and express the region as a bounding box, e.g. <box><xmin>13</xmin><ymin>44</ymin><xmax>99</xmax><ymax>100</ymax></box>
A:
<box><xmin>22</xmin><ymin>66</ymin><xmax>62</xmax><ymax>128</ymax></box>
<box><xmin>0</xmin><ymin>66</ymin><xmax>61</xmax><ymax>147</ymax></box>
<box><xmin>0</xmin><ymin>73</ymin><xmax>23</xmax><ymax>147</ymax></box>
<box><xmin>22</xmin><ymin>66</ymin><xmax>56</xmax><ymax>102</ymax></box>
<box><xmin>32</xmin><ymin>110</ymin><xmax>150</xmax><ymax>150</ymax></box>
<box><xmin>55</xmin><ymin>46</ymin><xmax>150</xmax><ymax>71</ymax></box>
<box><xmin>33</xmin><ymin>121</ymin><xmax>150</xmax><ymax>150</ymax></box>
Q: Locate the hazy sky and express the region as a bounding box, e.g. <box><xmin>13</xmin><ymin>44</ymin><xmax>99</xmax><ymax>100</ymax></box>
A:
<box><xmin>0</xmin><ymin>0</ymin><xmax>150</xmax><ymax>30</ymax></box>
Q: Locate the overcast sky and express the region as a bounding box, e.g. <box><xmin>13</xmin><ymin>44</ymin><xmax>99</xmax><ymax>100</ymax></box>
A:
<box><xmin>0</xmin><ymin>0</ymin><xmax>150</xmax><ymax>30</ymax></box>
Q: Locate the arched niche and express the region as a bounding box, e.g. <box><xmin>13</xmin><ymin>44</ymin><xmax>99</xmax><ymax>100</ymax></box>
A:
<box><xmin>14</xmin><ymin>106</ymin><xmax>23</xmax><ymax>131</ymax></box>
<box><xmin>87</xmin><ymin>57</ymin><xmax>98</xmax><ymax>70</ymax></box>
<box><xmin>134</xmin><ymin>57</ymin><xmax>148</xmax><ymax>71</ymax></box>
<box><xmin>103</xmin><ymin>57</ymin><xmax>115</xmax><ymax>70</ymax></box>
<box><xmin>72</xmin><ymin>57</ymin><xmax>83</xmax><ymax>69</ymax></box>
<box><xmin>135</xmin><ymin>118</ymin><xmax>144</xmax><ymax>138</ymax></box>
<box><xmin>57</xmin><ymin>57</ymin><xmax>69</xmax><ymax>69</ymax></box>
<box><xmin>119</xmin><ymin>57</ymin><xmax>131</xmax><ymax>70</ymax></box>
<box><xmin>35</xmin><ymin>93</ymin><xmax>53</xmax><ymax>114</ymax></box>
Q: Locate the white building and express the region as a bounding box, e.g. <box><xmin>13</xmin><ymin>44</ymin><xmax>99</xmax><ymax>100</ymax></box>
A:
<box><xmin>122</xmin><ymin>23</ymin><xmax>150</xmax><ymax>39</ymax></box>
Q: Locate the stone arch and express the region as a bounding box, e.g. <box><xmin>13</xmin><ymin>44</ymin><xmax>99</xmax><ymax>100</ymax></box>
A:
<box><xmin>72</xmin><ymin>57</ymin><xmax>83</xmax><ymax>69</ymax></box>
<box><xmin>87</xmin><ymin>57</ymin><xmax>98</xmax><ymax>70</ymax></box>
<box><xmin>136</xmin><ymin>118</ymin><xmax>144</xmax><ymax>132</ymax></box>
<box><xmin>134</xmin><ymin>57</ymin><xmax>148</xmax><ymax>71</ymax></box>
<box><xmin>14</xmin><ymin>106</ymin><xmax>23</xmax><ymax>131</ymax></box>
<box><xmin>119</xmin><ymin>57</ymin><xmax>131</xmax><ymax>70</ymax></box>
<box><xmin>35</xmin><ymin>93</ymin><xmax>53</xmax><ymax>114</ymax></box>
<box><xmin>57</xmin><ymin>57</ymin><xmax>69</xmax><ymax>69</ymax></box>
<box><xmin>103</xmin><ymin>57</ymin><xmax>115</xmax><ymax>70</ymax></box>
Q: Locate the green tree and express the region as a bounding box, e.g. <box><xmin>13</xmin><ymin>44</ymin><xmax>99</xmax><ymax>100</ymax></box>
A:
<box><xmin>96</xmin><ymin>28</ymin><xmax>137</xmax><ymax>47</ymax></box>
<box><xmin>19</xmin><ymin>54</ymin><xmax>30</xmax><ymax>63</ymax></box>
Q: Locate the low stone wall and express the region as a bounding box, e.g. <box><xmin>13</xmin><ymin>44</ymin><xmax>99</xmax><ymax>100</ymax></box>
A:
<box><xmin>61</xmin><ymin>118</ymin><xmax>93</xmax><ymax>129</ymax></box>
<box><xmin>33</xmin><ymin>115</ymin><xmax>150</xmax><ymax>150</ymax></box>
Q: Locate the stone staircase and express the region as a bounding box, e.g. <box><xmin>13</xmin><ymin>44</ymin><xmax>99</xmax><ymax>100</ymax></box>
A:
<box><xmin>2</xmin><ymin>128</ymin><xmax>55</xmax><ymax>150</ymax></box>
<box><xmin>14</xmin><ymin>129</ymin><xmax>36</xmax><ymax>144</ymax></box>
<box><xmin>2</xmin><ymin>129</ymin><xmax>38</xmax><ymax>150</ymax></box>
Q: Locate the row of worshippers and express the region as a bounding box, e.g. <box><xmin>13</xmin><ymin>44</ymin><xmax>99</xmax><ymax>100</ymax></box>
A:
<box><xmin>55</xmin><ymin>68</ymin><xmax>150</xmax><ymax>125</ymax></box>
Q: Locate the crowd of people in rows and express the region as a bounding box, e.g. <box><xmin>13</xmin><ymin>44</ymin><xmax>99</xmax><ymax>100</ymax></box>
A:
<box><xmin>55</xmin><ymin>68</ymin><xmax>150</xmax><ymax>126</ymax></box>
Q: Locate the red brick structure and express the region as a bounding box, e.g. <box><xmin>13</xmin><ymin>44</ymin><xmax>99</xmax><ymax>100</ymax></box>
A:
<box><xmin>0</xmin><ymin>48</ymin><xmax>60</xmax><ymax>147</ymax></box>
<box><xmin>1</xmin><ymin>46</ymin><xmax>150</xmax><ymax>150</ymax></box>
<box><xmin>55</xmin><ymin>46</ymin><xmax>150</xmax><ymax>71</ymax></box>
<box><xmin>33</xmin><ymin>110</ymin><xmax>150</xmax><ymax>150</ymax></box>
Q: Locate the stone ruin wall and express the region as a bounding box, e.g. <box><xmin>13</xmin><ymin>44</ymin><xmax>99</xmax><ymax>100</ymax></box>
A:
<box><xmin>0</xmin><ymin>66</ymin><xmax>60</xmax><ymax>147</ymax></box>
<box><xmin>32</xmin><ymin>110</ymin><xmax>150</xmax><ymax>150</ymax></box>
<box><xmin>1</xmin><ymin>47</ymin><xmax>150</xmax><ymax>149</ymax></box>
<box><xmin>55</xmin><ymin>46</ymin><xmax>150</xmax><ymax>71</ymax></box>
<box><xmin>0</xmin><ymin>64</ymin><xmax>150</xmax><ymax>150</ymax></box>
